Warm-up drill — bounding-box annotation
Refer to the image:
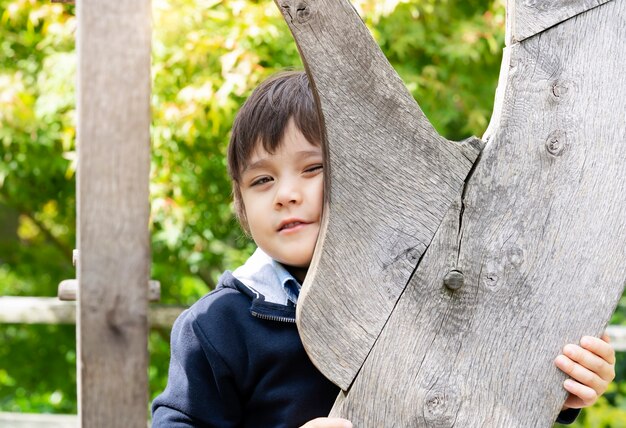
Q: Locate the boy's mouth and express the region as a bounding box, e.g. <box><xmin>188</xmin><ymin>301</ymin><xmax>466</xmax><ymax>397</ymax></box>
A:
<box><xmin>277</xmin><ymin>219</ymin><xmax>309</xmax><ymax>232</ymax></box>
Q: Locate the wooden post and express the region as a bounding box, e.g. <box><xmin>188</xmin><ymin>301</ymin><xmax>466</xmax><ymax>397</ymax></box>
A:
<box><xmin>279</xmin><ymin>0</ymin><xmax>626</xmax><ymax>425</ymax></box>
<box><xmin>76</xmin><ymin>0</ymin><xmax>151</xmax><ymax>426</ymax></box>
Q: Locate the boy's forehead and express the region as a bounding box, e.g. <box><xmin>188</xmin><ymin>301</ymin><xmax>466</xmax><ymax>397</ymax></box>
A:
<box><xmin>243</xmin><ymin>140</ymin><xmax>275</xmax><ymax>170</ymax></box>
<box><xmin>248</xmin><ymin>127</ymin><xmax>320</xmax><ymax>161</ymax></box>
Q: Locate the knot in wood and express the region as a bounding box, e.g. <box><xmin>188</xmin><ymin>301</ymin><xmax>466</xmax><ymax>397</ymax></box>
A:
<box><xmin>550</xmin><ymin>79</ymin><xmax>574</xmax><ymax>102</ymax></box>
<box><xmin>443</xmin><ymin>270</ymin><xmax>464</xmax><ymax>291</ymax></box>
<box><xmin>545</xmin><ymin>130</ymin><xmax>567</xmax><ymax>157</ymax></box>
<box><xmin>425</xmin><ymin>391</ymin><xmax>444</xmax><ymax>413</ymax></box>
<box><xmin>279</xmin><ymin>0</ymin><xmax>313</xmax><ymax>24</ymax></box>
<box><xmin>406</xmin><ymin>247</ymin><xmax>420</xmax><ymax>262</ymax></box>
<box><xmin>484</xmin><ymin>272</ymin><xmax>499</xmax><ymax>289</ymax></box>
<box><xmin>423</xmin><ymin>386</ymin><xmax>460</xmax><ymax>425</ymax></box>
<box><xmin>552</xmin><ymin>82</ymin><xmax>567</xmax><ymax>98</ymax></box>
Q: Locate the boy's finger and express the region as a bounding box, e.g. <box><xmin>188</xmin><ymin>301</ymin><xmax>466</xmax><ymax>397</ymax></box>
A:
<box><xmin>563</xmin><ymin>344</ymin><xmax>614</xmax><ymax>382</ymax></box>
<box><xmin>580</xmin><ymin>335</ymin><xmax>616</xmax><ymax>365</ymax></box>
<box><xmin>563</xmin><ymin>378</ymin><xmax>598</xmax><ymax>407</ymax></box>
<box><xmin>555</xmin><ymin>354</ymin><xmax>606</xmax><ymax>393</ymax></box>
<box><xmin>300</xmin><ymin>418</ymin><xmax>353</xmax><ymax>428</ymax></box>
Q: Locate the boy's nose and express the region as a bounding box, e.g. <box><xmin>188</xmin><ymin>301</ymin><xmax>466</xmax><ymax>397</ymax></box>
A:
<box><xmin>274</xmin><ymin>180</ymin><xmax>302</xmax><ymax>208</ymax></box>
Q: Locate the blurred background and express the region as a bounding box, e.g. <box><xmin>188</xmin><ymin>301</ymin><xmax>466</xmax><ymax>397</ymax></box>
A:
<box><xmin>0</xmin><ymin>0</ymin><xmax>624</xmax><ymax>426</ymax></box>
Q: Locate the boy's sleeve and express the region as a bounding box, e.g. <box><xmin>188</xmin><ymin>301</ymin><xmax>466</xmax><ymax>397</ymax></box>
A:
<box><xmin>555</xmin><ymin>408</ymin><xmax>580</xmax><ymax>425</ymax></box>
<box><xmin>151</xmin><ymin>309</ymin><xmax>242</xmax><ymax>427</ymax></box>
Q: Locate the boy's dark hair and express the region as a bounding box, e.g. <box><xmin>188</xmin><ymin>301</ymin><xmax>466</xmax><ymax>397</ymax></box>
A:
<box><xmin>227</xmin><ymin>71</ymin><xmax>322</xmax><ymax>233</ymax></box>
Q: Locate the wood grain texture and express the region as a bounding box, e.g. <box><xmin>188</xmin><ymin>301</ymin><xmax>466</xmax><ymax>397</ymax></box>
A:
<box><xmin>507</xmin><ymin>0</ymin><xmax>613</xmax><ymax>44</ymax></box>
<box><xmin>327</xmin><ymin>1</ymin><xmax>626</xmax><ymax>425</ymax></box>
<box><xmin>0</xmin><ymin>412</ymin><xmax>77</xmax><ymax>428</ymax></box>
<box><xmin>275</xmin><ymin>0</ymin><xmax>482</xmax><ymax>390</ymax></box>
<box><xmin>77</xmin><ymin>0</ymin><xmax>151</xmax><ymax>426</ymax></box>
<box><xmin>0</xmin><ymin>297</ymin><xmax>185</xmax><ymax>329</ymax></box>
<box><xmin>58</xmin><ymin>279</ymin><xmax>161</xmax><ymax>302</ymax></box>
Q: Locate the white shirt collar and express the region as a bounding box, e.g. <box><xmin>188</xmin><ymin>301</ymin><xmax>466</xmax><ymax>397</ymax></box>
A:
<box><xmin>231</xmin><ymin>248</ymin><xmax>301</xmax><ymax>305</ymax></box>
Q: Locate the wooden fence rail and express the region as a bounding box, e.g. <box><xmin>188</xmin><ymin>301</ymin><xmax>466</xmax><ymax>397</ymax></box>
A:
<box><xmin>0</xmin><ymin>412</ymin><xmax>78</xmax><ymax>428</ymax></box>
<box><xmin>0</xmin><ymin>297</ymin><xmax>185</xmax><ymax>329</ymax></box>
<box><xmin>0</xmin><ymin>297</ymin><xmax>184</xmax><ymax>427</ymax></box>
<box><xmin>0</xmin><ymin>412</ymin><xmax>149</xmax><ymax>428</ymax></box>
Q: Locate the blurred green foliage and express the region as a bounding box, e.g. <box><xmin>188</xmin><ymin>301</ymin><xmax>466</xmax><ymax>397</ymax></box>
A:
<box><xmin>0</xmin><ymin>0</ymin><xmax>624</xmax><ymax>424</ymax></box>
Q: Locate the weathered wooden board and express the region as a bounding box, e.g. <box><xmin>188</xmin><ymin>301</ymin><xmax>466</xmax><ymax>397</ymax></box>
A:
<box><xmin>331</xmin><ymin>1</ymin><xmax>626</xmax><ymax>420</ymax></box>
<box><xmin>275</xmin><ymin>0</ymin><xmax>482</xmax><ymax>391</ymax></box>
<box><xmin>77</xmin><ymin>0</ymin><xmax>151</xmax><ymax>426</ymax></box>
<box><xmin>0</xmin><ymin>297</ymin><xmax>184</xmax><ymax>329</ymax></box>
<box><xmin>506</xmin><ymin>0</ymin><xmax>613</xmax><ymax>43</ymax></box>
<box><xmin>280</xmin><ymin>0</ymin><xmax>626</xmax><ymax>425</ymax></box>
<box><xmin>0</xmin><ymin>412</ymin><xmax>77</xmax><ymax>428</ymax></box>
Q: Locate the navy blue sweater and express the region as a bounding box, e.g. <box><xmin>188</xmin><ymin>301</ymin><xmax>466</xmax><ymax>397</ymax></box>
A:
<box><xmin>152</xmin><ymin>272</ymin><xmax>579</xmax><ymax>426</ymax></box>
<box><xmin>151</xmin><ymin>272</ymin><xmax>339</xmax><ymax>427</ymax></box>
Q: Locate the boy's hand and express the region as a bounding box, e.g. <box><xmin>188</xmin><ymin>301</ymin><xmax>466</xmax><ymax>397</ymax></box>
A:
<box><xmin>554</xmin><ymin>333</ymin><xmax>616</xmax><ymax>409</ymax></box>
<box><xmin>300</xmin><ymin>417</ymin><xmax>353</xmax><ymax>428</ymax></box>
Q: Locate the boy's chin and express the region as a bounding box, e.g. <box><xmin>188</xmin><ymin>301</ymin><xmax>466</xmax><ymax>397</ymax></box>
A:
<box><xmin>278</xmin><ymin>257</ymin><xmax>311</xmax><ymax>270</ymax></box>
<box><xmin>274</xmin><ymin>254</ymin><xmax>313</xmax><ymax>277</ymax></box>
<box><xmin>271</xmin><ymin>248</ymin><xmax>314</xmax><ymax>269</ymax></box>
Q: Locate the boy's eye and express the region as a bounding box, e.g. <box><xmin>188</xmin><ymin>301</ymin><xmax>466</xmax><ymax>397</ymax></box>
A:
<box><xmin>251</xmin><ymin>176</ymin><xmax>272</xmax><ymax>186</ymax></box>
<box><xmin>304</xmin><ymin>164</ymin><xmax>323</xmax><ymax>174</ymax></box>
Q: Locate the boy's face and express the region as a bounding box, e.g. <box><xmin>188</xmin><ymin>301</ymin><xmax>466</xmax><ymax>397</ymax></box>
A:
<box><xmin>240</xmin><ymin>119</ymin><xmax>323</xmax><ymax>276</ymax></box>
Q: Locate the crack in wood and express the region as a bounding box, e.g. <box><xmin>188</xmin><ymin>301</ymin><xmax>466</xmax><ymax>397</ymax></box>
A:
<box><xmin>457</xmin><ymin>142</ymin><xmax>484</xmax><ymax>265</ymax></box>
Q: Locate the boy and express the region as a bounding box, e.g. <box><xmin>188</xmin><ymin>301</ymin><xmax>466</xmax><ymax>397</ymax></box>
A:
<box><xmin>151</xmin><ymin>71</ymin><xmax>616</xmax><ymax>427</ymax></box>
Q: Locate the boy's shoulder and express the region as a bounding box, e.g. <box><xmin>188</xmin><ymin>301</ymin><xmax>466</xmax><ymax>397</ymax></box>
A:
<box><xmin>179</xmin><ymin>271</ymin><xmax>253</xmax><ymax>328</ymax></box>
<box><xmin>172</xmin><ymin>250</ymin><xmax>300</xmax><ymax>349</ymax></box>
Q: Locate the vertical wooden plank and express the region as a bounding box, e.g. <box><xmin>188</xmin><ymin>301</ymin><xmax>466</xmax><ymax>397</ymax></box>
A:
<box><xmin>276</xmin><ymin>0</ymin><xmax>482</xmax><ymax>391</ymax></box>
<box><xmin>76</xmin><ymin>0</ymin><xmax>151</xmax><ymax>426</ymax></box>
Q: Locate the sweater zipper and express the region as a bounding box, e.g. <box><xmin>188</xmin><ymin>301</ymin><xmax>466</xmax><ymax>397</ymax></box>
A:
<box><xmin>251</xmin><ymin>311</ymin><xmax>296</xmax><ymax>323</ymax></box>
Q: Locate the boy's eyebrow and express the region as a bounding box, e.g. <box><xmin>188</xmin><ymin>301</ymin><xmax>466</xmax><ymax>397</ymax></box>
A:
<box><xmin>243</xmin><ymin>158</ymin><xmax>271</xmax><ymax>173</ymax></box>
<box><xmin>243</xmin><ymin>150</ymin><xmax>322</xmax><ymax>173</ymax></box>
